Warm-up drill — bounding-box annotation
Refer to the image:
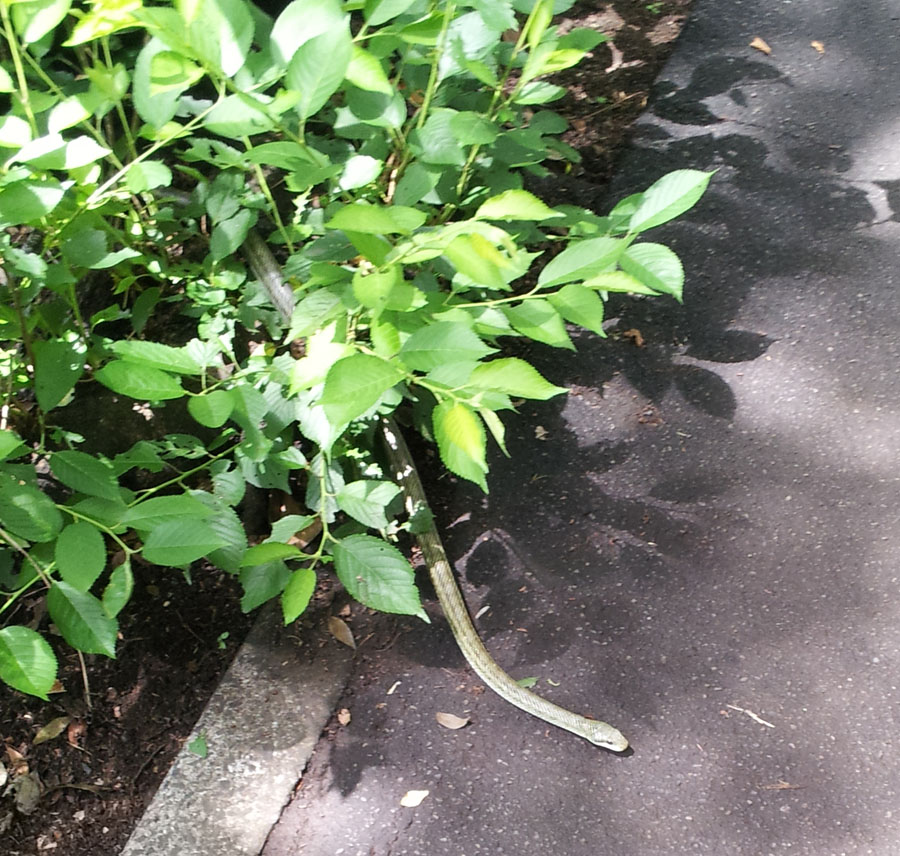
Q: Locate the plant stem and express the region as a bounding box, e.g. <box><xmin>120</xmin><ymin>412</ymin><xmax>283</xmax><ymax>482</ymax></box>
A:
<box><xmin>0</xmin><ymin>4</ymin><xmax>38</xmax><ymax>135</ymax></box>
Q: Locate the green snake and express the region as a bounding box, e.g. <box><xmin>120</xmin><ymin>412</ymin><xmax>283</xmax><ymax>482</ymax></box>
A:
<box><xmin>240</xmin><ymin>228</ymin><xmax>629</xmax><ymax>752</ymax></box>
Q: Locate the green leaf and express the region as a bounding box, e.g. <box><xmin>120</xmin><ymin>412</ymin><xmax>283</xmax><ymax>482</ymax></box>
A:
<box><xmin>142</xmin><ymin>519</ymin><xmax>227</xmax><ymax>566</ymax></box>
<box><xmin>345</xmin><ymin>47</ymin><xmax>392</xmax><ymax>95</ymax></box>
<box><xmin>55</xmin><ymin>522</ymin><xmax>106</xmax><ymax>592</ymax></box>
<box><xmin>479</xmin><ymin>408</ymin><xmax>508</xmax><ymax>456</ymax></box>
<box><xmin>32</xmin><ymin>339</ymin><xmax>85</xmax><ymax>411</ymax></box>
<box><xmin>408</xmin><ymin>108</ymin><xmax>465</xmax><ymax>166</ymax></box>
<box><xmin>239</xmin><ymin>560</ymin><xmax>291</xmax><ymax>612</ymax></box>
<box><xmin>504</xmin><ymin>300</ymin><xmax>574</xmax><ymax>350</ymax></box>
<box><xmin>363</xmin><ymin>0</ymin><xmax>416</xmax><ymax>25</ymax></box>
<box><xmin>240</xmin><ymin>542</ymin><xmax>307</xmax><ymax>567</ymax></box>
<box><xmin>332</xmin><ymin>534</ymin><xmax>422</xmax><ymax>615</ymax></box>
<box><xmin>109</xmin><ymin>340</ymin><xmax>203</xmax><ymax>375</ymax></box>
<box><xmin>320</xmin><ymin>354</ymin><xmax>405</xmax><ymax>425</ymax></box>
<box><xmin>0</xmin><ymin>478</ymin><xmax>63</xmax><ymax>543</ymax></box>
<box><xmin>121</xmin><ymin>495</ymin><xmax>213</xmax><ymax>531</ymax></box>
<box><xmin>270</xmin><ymin>0</ymin><xmax>345</xmax><ymax>64</ymax></box>
<box><xmin>443</xmin><ymin>233</ymin><xmax>510</xmax><ymax>290</ymax></box>
<box><xmin>475</xmin><ymin>190</ymin><xmax>562</xmax><ymax>221</ymax></box>
<box><xmin>287</xmin><ymin>25</ymin><xmax>353</xmax><ymax>120</ymax></box>
<box><xmin>51</xmin><ymin>451</ymin><xmax>121</xmax><ymax>501</ymax></box>
<box><xmin>281</xmin><ymin>567</ymin><xmax>317</xmax><ymax>624</ymax></box>
<box><xmin>102</xmin><ymin>561</ymin><xmax>134</xmax><ymax>618</ymax></box>
<box><xmin>188</xmin><ymin>390</ymin><xmax>235</xmax><ymax>428</ymax></box>
<box><xmin>399</xmin><ymin>322</ymin><xmax>495</xmax><ymax>372</ymax></box>
<box><xmin>203</xmin><ymin>94</ymin><xmax>275</xmax><ymax>137</ymax></box>
<box><xmin>537</xmin><ymin>236</ymin><xmax>625</xmax><ymax>288</ymax></box>
<box><xmin>209</xmin><ymin>208</ymin><xmax>258</xmax><ymax>262</ymax></box>
<box><xmin>95</xmin><ymin>360</ymin><xmax>185</xmax><ymax>400</ymax></box>
<box><xmin>12</xmin><ymin>0</ymin><xmax>71</xmax><ymax>44</ymax></box>
<box><xmin>0</xmin><ymin>179</ymin><xmax>65</xmax><ymax>227</ymax></box>
<box><xmin>432</xmin><ymin>400</ymin><xmax>488</xmax><ymax>491</ymax></box>
<box><xmin>133</xmin><ymin>38</ymin><xmax>185</xmax><ymax>129</ymax></box>
<box><xmin>548</xmin><ymin>283</ymin><xmax>607</xmax><ymax>335</ymax></box>
<box><xmin>582</xmin><ymin>270</ymin><xmax>658</xmax><ymax>295</ymax></box>
<box><xmin>47</xmin><ymin>581</ymin><xmax>118</xmax><ymax>657</ymax></box>
<box><xmin>0</xmin><ymin>429</ymin><xmax>24</xmax><ymax>460</ymax></box>
<box><xmin>448</xmin><ymin>111</ymin><xmax>498</xmax><ymax>145</ymax></box>
<box><xmin>336</xmin><ymin>480</ymin><xmax>401</xmax><ymax>530</ymax></box>
<box><xmin>326</xmin><ymin>202</ymin><xmax>427</xmax><ymax>235</ymax></box>
<box><xmin>269</xmin><ymin>514</ymin><xmax>316</xmax><ymax>543</ymax></box>
<box><xmin>0</xmin><ymin>626</ymin><xmax>57</xmax><ymax>700</ymax></box>
<box><xmin>187</xmin><ymin>732</ymin><xmax>208</xmax><ymax>758</ymax></box>
<box><xmin>469</xmin><ymin>358</ymin><xmax>567</xmax><ymax>400</ymax></box>
<box><xmin>628</xmin><ymin>169</ymin><xmax>713</xmax><ymax>233</ymax></box>
<box><xmin>513</xmin><ymin>81</ymin><xmax>567</xmax><ymax>104</ymax></box>
<box><xmin>620</xmin><ymin>243</ymin><xmax>684</xmax><ymax>301</ymax></box>
<box><xmin>179</xmin><ymin>0</ymin><xmax>254</xmax><ymax>76</ymax></box>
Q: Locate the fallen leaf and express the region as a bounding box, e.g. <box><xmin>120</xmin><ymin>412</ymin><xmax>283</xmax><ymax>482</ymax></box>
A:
<box><xmin>33</xmin><ymin>717</ymin><xmax>71</xmax><ymax>746</ymax></box>
<box><xmin>623</xmin><ymin>328</ymin><xmax>645</xmax><ymax>347</ymax></box>
<box><xmin>187</xmin><ymin>733</ymin><xmax>208</xmax><ymax>758</ymax></box>
<box><xmin>516</xmin><ymin>676</ymin><xmax>539</xmax><ymax>688</ymax></box>
<box><xmin>810</xmin><ymin>40</ymin><xmax>825</xmax><ymax>54</ymax></box>
<box><xmin>66</xmin><ymin>720</ymin><xmax>86</xmax><ymax>749</ymax></box>
<box><xmin>749</xmin><ymin>36</ymin><xmax>772</xmax><ymax>55</ymax></box>
<box><xmin>435</xmin><ymin>712</ymin><xmax>469</xmax><ymax>730</ymax></box>
<box><xmin>400</xmin><ymin>789</ymin><xmax>429</xmax><ymax>807</ymax></box>
<box><xmin>760</xmin><ymin>779</ymin><xmax>803</xmax><ymax>790</ymax></box>
<box><xmin>10</xmin><ymin>771</ymin><xmax>42</xmax><ymax>815</ymax></box>
<box><xmin>534</xmin><ymin>425</ymin><xmax>548</xmax><ymax>440</ymax></box>
<box><xmin>337</xmin><ymin>708</ymin><xmax>351</xmax><ymax>726</ymax></box>
<box><xmin>5</xmin><ymin>746</ymin><xmax>28</xmax><ymax>776</ymax></box>
<box><xmin>328</xmin><ymin>616</ymin><xmax>356</xmax><ymax>649</ymax></box>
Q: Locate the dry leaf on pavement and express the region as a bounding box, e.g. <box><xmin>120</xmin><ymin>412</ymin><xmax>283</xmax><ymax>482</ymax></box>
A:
<box><xmin>337</xmin><ymin>708</ymin><xmax>351</xmax><ymax>726</ymax></box>
<box><xmin>810</xmin><ymin>40</ymin><xmax>825</xmax><ymax>53</ymax></box>
<box><xmin>400</xmin><ymin>789</ymin><xmax>429</xmax><ymax>807</ymax></box>
<box><xmin>435</xmin><ymin>712</ymin><xmax>469</xmax><ymax>730</ymax></box>
<box><xmin>749</xmin><ymin>36</ymin><xmax>772</xmax><ymax>55</ymax></box>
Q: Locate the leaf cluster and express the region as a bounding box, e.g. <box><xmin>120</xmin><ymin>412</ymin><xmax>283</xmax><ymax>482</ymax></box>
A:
<box><xmin>0</xmin><ymin>0</ymin><xmax>711</xmax><ymax>698</ymax></box>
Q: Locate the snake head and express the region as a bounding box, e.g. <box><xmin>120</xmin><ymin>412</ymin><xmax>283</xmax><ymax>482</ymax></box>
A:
<box><xmin>587</xmin><ymin>722</ymin><xmax>629</xmax><ymax>752</ymax></box>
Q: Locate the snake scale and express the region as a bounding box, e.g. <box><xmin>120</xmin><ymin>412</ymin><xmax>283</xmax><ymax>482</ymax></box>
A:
<box><xmin>240</xmin><ymin>227</ymin><xmax>629</xmax><ymax>752</ymax></box>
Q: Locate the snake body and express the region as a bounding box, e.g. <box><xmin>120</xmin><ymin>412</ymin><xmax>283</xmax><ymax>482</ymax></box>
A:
<box><xmin>241</xmin><ymin>230</ymin><xmax>629</xmax><ymax>752</ymax></box>
<box><xmin>381</xmin><ymin>420</ymin><xmax>629</xmax><ymax>752</ymax></box>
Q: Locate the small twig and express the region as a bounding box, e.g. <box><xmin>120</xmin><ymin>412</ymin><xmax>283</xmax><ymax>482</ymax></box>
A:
<box><xmin>76</xmin><ymin>649</ymin><xmax>92</xmax><ymax>711</ymax></box>
<box><xmin>726</xmin><ymin>703</ymin><xmax>774</xmax><ymax>728</ymax></box>
<box><xmin>132</xmin><ymin>745</ymin><xmax>166</xmax><ymax>786</ymax></box>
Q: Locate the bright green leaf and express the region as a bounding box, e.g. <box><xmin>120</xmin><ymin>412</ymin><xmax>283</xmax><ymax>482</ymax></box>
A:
<box><xmin>102</xmin><ymin>561</ymin><xmax>134</xmax><ymax>617</ymax></box>
<box><xmin>47</xmin><ymin>581</ymin><xmax>118</xmax><ymax>657</ymax></box>
<box><xmin>109</xmin><ymin>340</ymin><xmax>203</xmax><ymax>375</ymax></box>
<box><xmin>345</xmin><ymin>47</ymin><xmax>393</xmax><ymax>95</ymax></box>
<box><xmin>239</xmin><ymin>560</ymin><xmax>291</xmax><ymax>612</ymax></box>
<box><xmin>475</xmin><ymin>189</ymin><xmax>562</xmax><ymax>221</ymax></box>
<box><xmin>209</xmin><ymin>208</ymin><xmax>258</xmax><ymax>262</ymax></box>
<box><xmin>240</xmin><ymin>542</ymin><xmax>307</xmax><ymax>567</ymax></box>
<box><xmin>281</xmin><ymin>567</ymin><xmax>316</xmax><ymax>624</ymax></box>
<box><xmin>620</xmin><ymin>242</ymin><xmax>684</xmax><ymax>301</ymax></box>
<box><xmin>270</xmin><ymin>0</ymin><xmax>345</xmax><ymax>64</ymax></box>
<box><xmin>288</xmin><ymin>24</ymin><xmax>353</xmax><ymax>120</ymax></box>
<box><xmin>504</xmin><ymin>300</ymin><xmax>574</xmax><ymax>349</ymax></box>
<box><xmin>399</xmin><ymin>322</ymin><xmax>495</xmax><ymax>372</ymax></box>
<box><xmin>443</xmin><ymin>233</ymin><xmax>510</xmax><ymax>289</ymax></box>
<box><xmin>51</xmin><ymin>451</ymin><xmax>121</xmax><ymax>501</ymax></box>
<box><xmin>326</xmin><ymin>202</ymin><xmax>426</xmax><ymax>235</ymax></box>
<box><xmin>548</xmin><ymin>283</ymin><xmax>607</xmax><ymax>335</ymax></box>
<box><xmin>0</xmin><ymin>430</ymin><xmax>24</xmax><ymax>460</ymax></box>
<box><xmin>469</xmin><ymin>358</ymin><xmax>567</xmax><ymax>400</ymax></box>
<box><xmin>332</xmin><ymin>534</ymin><xmax>422</xmax><ymax>614</ymax></box>
<box><xmin>0</xmin><ymin>478</ymin><xmax>63</xmax><ymax>543</ymax></box>
<box><xmin>55</xmin><ymin>522</ymin><xmax>106</xmax><ymax>591</ymax></box>
<box><xmin>432</xmin><ymin>400</ymin><xmax>488</xmax><ymax>491</ymax></box>
<box><xmin>0</xmin><ymin>180</ymin><xmax>65</xmax><ymax>227</ymax></box>
<box><xmin>142</xmin><ymin>519</ymin><xmax>227</xmax><ymax>566</ymax></box>
<box><xmin>32</xmin><ymin>339</ymin><xmax>85</xmax><ymax>411</ymax></box>
<box><xmin>320</xmin><ymin>354</ymin><xmax>405</xmax><ymax>425</ymax></box>
<box><xmin>537</xmin><ymin>236</ymin><xmax>625</xmax><ymax>288</ymax></box>
<box><xmin>336</xmin><ymin>480</ymin><xmax>401</xmax><ymax>530</ymax></box>
<box><xmin>628</xmin><ymin>169</ymin><xmax>713</xmax><ymax>233</ymax></box>
<box><xmin>582</xmin><ymin>270</ymin><xmax>658</xmax><ymax>295</ymax></box>
<box><xmin>188</xmin><ymin>390</ymin><xmax>235</xmax><ymax>428</ymax></box>
<box><xmin>0</xmin><ymin>626</ymin><xmax>57</xmax><ymax>700</ymax></box>
<box><xmin>95</xmin><ymin>360</ymin><xmax>185</xmax><ymax>400</ymax></box>
<box><xmin>121</xmin><ymin>495</ymin><xmax>213</xmax><ymax>531</ymax></box>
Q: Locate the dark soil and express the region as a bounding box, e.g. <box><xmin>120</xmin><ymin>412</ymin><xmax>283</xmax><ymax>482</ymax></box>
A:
<box><xmin>0</xmin><ymin>2</ymin><xmax>692</xmax><ymax>853</ymax></box>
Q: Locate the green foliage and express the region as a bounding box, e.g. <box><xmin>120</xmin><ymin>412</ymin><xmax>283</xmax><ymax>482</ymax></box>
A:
<box><xmin>0</xmin><ymin>0</ymin><xmax>711</xmax><ymax>698</ymax></box>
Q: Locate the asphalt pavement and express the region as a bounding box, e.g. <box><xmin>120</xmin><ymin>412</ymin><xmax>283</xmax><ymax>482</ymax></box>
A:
<box><xmin>261</xmin><ymin>1</ymin><xmax>900</xmax><ymax>854</ymax></box>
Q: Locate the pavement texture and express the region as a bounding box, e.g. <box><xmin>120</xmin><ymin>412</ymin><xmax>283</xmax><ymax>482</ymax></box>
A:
<box><xmin>260</xmin><ymin>1</ymin><xmax>900</xmax><ymax>854</ymax></box>
<box><xmin>120</xmin><ymin>604</ymin><xmax>353</xmax><ymax>856</ymax></box>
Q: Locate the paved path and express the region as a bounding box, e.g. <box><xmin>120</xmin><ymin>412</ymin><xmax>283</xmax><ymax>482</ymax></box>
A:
<box><xmin>264</xmin><ymin>2</ymin><xmax>900</xmax><ymax>853</ymax></box>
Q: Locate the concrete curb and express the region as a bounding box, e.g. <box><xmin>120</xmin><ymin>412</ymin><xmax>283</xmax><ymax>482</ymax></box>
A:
<box><xmin>120</xmin><ymin>603</ymin><xmax>353</xmax><ymax>856</ymax></box>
